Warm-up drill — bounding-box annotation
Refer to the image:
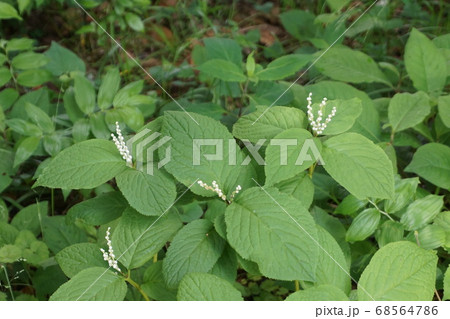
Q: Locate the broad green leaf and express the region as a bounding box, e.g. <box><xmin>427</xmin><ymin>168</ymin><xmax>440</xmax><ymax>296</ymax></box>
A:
<box><xmin>315</xmin><ymin>47</ymin><xmax>391</xmax><ymax>86</ymax></box>
<box><xmin>204</xmin><ymin>37</ymin><xmax>242</xmax><ymax>67</ymax></box>
<box><xmin>438</xmin><ymin>95</ymin><xmax>450</xmax><ymax>128</ymax></box>
<box><xmin>25</xmin><ymin>102</ymin><xmax>54</xmax><ymax>133</ymax></box>
<box><xmin>225</xmin><ymin>187</ymin><xmax>319</xmax><ymax>281</ymax></box>
<box><xmin>141</xmin><ymin>261</ymin><xmax>177</xmax><ymax>301</ymax></box>
<box><xmin>0</xmin><ymin>244</ymin><xmax>22</xmax><ymax>263</ymax></box>
<box><xmin>444</xmin><ymin>266</ymin><xmax>450</xmax><ymax>300</ymax></box>
<box><xmin>116</xmin><ymin>168</ymin><xmax>176</xmax><ymax>216</ymax></box>
<box><xmin>286</xmin><ymin>285</ymin><xmax>349</xmax><ymax>301</ymax></box>
<box><xmin>0</xmin><ymin>88</ymin><xmax>19</xmax><ymax>111</ymax></box>
<box><xmin>5</xmin><ymin>118</ymin><xmax>42</xmax><ymax>136</ymax></box>
<box><xmin>232</xmin><ymin>106</ymin><xmax>306</xmax><ymax>145</ymax></box>
<box><xmin>400</xmin><ymin>195</ymin><xmax>444</xmax><ymax>231</ymax></box>
<box><xmin>162</xmin><ymin>219</ymin><xmax>225</xmax><ymax>288</ymax></box>
<box><xmin>112</xmin><ymin>207</ymin><xmax>182</xmax><ymax>269</ymax></box>
<box><xmin>177</xmin><ymin>273</ymin><xmax>243</xmax><ymax>301</ymax></box>
<box><xmin>274</xmin><ymin>171</ymin><xmax>314</xmax><ymax>209</ymax></box>
<box><xmin>72</xmin><ymin>119</ymin><xmax>90</xmax><ymax>143</ymax></box>
<box><xmin>319</xmin><ymin>98</ymin><xmax>362</xmax><ymax>135</ymax></box>
<box><xmin>388</xmin><ymin>92</ymin><xmax>430</xmax><ymax>133</ymax></box>
<box><xmin>358</xmin><ymin>241</ymin><xmax>438</xmax><ymax>301</ymax></box>
<box><xmin>405</xmin><ymin>143</ymin><xmax>450</xmax><ymax>190</ymax></box>
<box><xmin>384</xmin><ymin>177</ymin><xmax>419</xmax><ymax>214</ymax></box>
<box><xmin>14</xmin><ymin>230</ymin><xmax>49</xmax><ymax>265</ymax></box>
<box><xmin>209</xmin><ymin>244</ymin><xmax>237</xmax><ymax>283</ymax></box>
<box><xmin>280</xmin><ymin>10</ymin><xmax>315</xmax><ymax>41</ymax></box>
<box><xmin>256</xmin><ymin>54</ymin><xmax>311</xmax><ymax>80</ymax></box>
<box><xmin>50</xmin><ymin>267</ymin><xmax>127</xmax><ymax>301</ymax></box>
<box><xmin>35</xmin><ymin>139</ymin><xmax>127</xmax><ymax>189</ymax></box>
<box><xmin>322</xmin><ymin>133</ymin><xmax>394</xmax><ymax>199</ymax></box>
<box><xmin>197</xmin><ymin>59</ymin><xmax>246</xmax><ymax>82</ymax></box>
<box><xmin>0</xmin><ymin>2</ymin><xmax>22</xmax><ymax>20</ymax></box>
<box><xmin>265</xmin><ymin>128</ymin><xmax>319</xmax><ymax>185</ymax></box>
<box><xmin>113</xmin><ymin>80</ymin><xmax>143</xmax><ymax>107</ymax></box>
<box><xmin>41</xmin><ymin>215</ymin><xmax>88</xmax><ymax>254</ymax></box>
<box><xmin>0</xmin><ymin>199</ymin><xmax>7</xmax><ymax>222</ymax></box>
<box><xmin>16</xmin><ymin>69</ymin><xmax>52</xmax><ymax>87</ymax></box>
<box><xmin>74</xmin><ymin>75</ymin><xmax>95</xmax><ymax>114</ymax></box>
<box><xmin>66</xmin><ymin>191</ymin><xmax>127</xmax><ymax>225</ymax></box>
<box><xmin>161</xmin><ymin>111</ymin><xmax>254</xmax><ymax>197</ymax></box>
<box><xmin>334</xmin><ymin>194</ymin><xmax>367</xmax><ymax>217</ymax></box>
<box><xmin>375</xmin><ymin>220</ymin><xmax>404</xmax><ymax>248</ymax></box>
<box><xmin>98</xmin><ymin>67</ymin><xmax>120</xmax><ymax>110</ymax></box>
<box><xmin>346</xmin><ymin>208</ymin><xmax>380</xmax><ymax>242</ymax></box>
<box><xmin>116</xmin><ymin>106</ymin><xmax>144</xmax><ymax>131</ymax></box>
<box><xmin>404</xmin><ymin>28</ymin><xmax>447</xmax><ymax>96</ymax></box>
<box><xmin>6</xmin><ymin>38</ymin><xmax>34</xmax><ymax>52</ymax></box>
<box><xmin>89</xmin><ymin>112</ymin><xmax>110</xmax><ymax>139</ymax></box>
<box><xmin>125</xmin><ymin>12</ymin><xmax>144</xmax><ymax>32</ymax></box>
<box><xmin>44</xmin><ymin>41</ymin><xmax>86</xmax><ymax>76</ymax></box>
<box><xmin>416</xmin><ymin>224</ymin><xmax>446</xmax><ymax>250</ymax></box>
<box><xmin>434</xmin><ymin>212</ymin><xmax>450</xmax><ymax>250</ymax></box>
<box><xmin>11</xmin><ymin>201</ymin><xmax>47</xmax><ymax>236</ymax></box>
<box><xmin>43</xmin><ymin>134</ymin><xmax>62</xmax><ymax>156</ymax></box>
<box><xmin>63</xmin><ymin>87</ymin><xmax>84</xmax><ymax>123</ymax></box>
<box><xmin>326</xmin><ymin>0</ymin><xmax>350</xmax><ymax>11</ymax></box>
<box><xmin>56</xmin><ymin>243</ymin><xmax>107</xmax><ymax>278</ymax></box>
<box><xmin>0</xmin><ymin>67</ymin><xmax>11</xmax><ymax>86</ymax></box>
<box><xmin>0</xmin><ymin>222</ymin><xmax>19</xmax><ymax>246</ymax></box>
<box><xmin>11</xmin><ymin>52</ymin><xmax>48</xmax><ymax>70</ymax></box>
<box><xmin>14</xmin><ymin>136</ymin><xmax>41</xmax><ymax>167</ymax></box>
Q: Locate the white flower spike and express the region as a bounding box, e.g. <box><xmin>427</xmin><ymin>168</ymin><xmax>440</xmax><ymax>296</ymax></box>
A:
<box><xmin>306</xmin><ymin>92</ymin><xmax>337</xmax><ymax>135</ymax></box>
<box><xmin>100</xmin><ymin>227</ymin><xmax>121</xmax><ymax>273</ymax></box>
<box><xmin>111</xmin><ymin>122</ymin><xmax>133</xmax><ymax>167</ymax></box>
<box><xmin>197</xmin><ymin>180</ymin><xmax>241</xmax><ymax>203</ymax></box>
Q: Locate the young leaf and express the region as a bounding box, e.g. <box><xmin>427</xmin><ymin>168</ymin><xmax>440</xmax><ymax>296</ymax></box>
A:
<box><xmin>404</xmin><ymin>28</ymin><xmax>447</xmax><ymax>96</ymax></box>
<box><xmin>112</xmin><ymin>207</ymin><xmax>182</xmax><ymax>269</ymax></box>
<box><xmin>232</xmin><ymin>106</ymin><xmax>306</xmax><ymax>145</ymax></box>
<box><xmin>315</xmin><ymin>47</ymin><xmax>391</xmax><ymax>86</ymax></box>
<box><xmin>56</xmin><ymin>243</ymin><xmax>107</xmax><ymax>278</ymax></box>
<box><xmin>225</xmin><ymin>187</ymin><xmax>319</xmax><ymax>281</ymax></box>
<box><xmin>345</xmin><ymin>208</ymin><xmax>380</xmax><ymax>243</ymax></box>
<box><xmin>322</xmin><ymin>133</ymin><xmax>394</xmax><ymax>199</ymax></box>
<box><xmin>177</xmin><ymin>273</ymin><xmax>243</xmax><ymax>301</ymax></box>
<box><xmin>50</xmin><ymin>267</ymin><xmax>127</xmax><ymax>301</ymax></box>
<box><xmin>405</xmin><ymin>143</ymin><xmax>450</xmax><ymax>190</ymax></box>
<box><xmin>388</xmin><ymin>92</ymin><xmax>430</xmax><ymax>133</ymax></box>
<box><xmin>400</xmin><ymin>195</ymin><xmax>444</xmax><ymax>231</ymax></box>
<box><xmin>286</xmin><ymin>285</ymin><xmax>349</xmax><ymax>301</ymax></box>
<box><xmin>358</xmin><ymin>241</ymin><xmax>438</xmax><ymax>301</ymax></box>
<box><xmin>35</xmin><ymin>139</ymin><xmax>127</xmax><ymax>189</ymax></box>
<box><xmin>162</xmin><ymin>219</ymin><xmax>225</xmax><ymax>288</ymax></box>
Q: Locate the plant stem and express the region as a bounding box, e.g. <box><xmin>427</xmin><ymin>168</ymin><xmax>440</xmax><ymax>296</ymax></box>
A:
<box><xmin>1</xmin><ymin>264</ymin><xmax>14</xmax><ymax>301</ymax></box>
<box><xmin>368</xmin><ymin>199</ymin><xmax>394</xmax><ymax>222</ymax></box>
<box><xmin>294</xmin><ymin>280</ymin><xmax>300</xmax><ymax>291</ymax></box>
<box><xmin>125</xmin><ymin>273</ymin><xmax>150</xmax><ymax>301</ymax></box>
<box><xmin>153</xmin><ymin>253</ymin><xmax>158</xmax><ymax>263</ymax></box>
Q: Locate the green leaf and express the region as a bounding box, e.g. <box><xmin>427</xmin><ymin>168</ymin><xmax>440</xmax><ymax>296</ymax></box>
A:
<box><xmin>113</xmin><ymin>80</ymin><xmax>143</xmax><ymax>107</ymax></box>
<box><xmin>334</xmin><ymin>194</ymin><xmax>367</xmax><ymax>217</ymax></box>
<box><xmin>35</xmin><ymin>139</ymin><xmax>127</xmax><ymax>189</ymax></box>
<box><xmin>66</xmin><ymin>191</ymin><xmax>127</xmax><ymax>225</ymax></box>
<box><xmin>44</xmin><ymin>42</ymin><xmax>86</xmax><ymax>76</ymax></box>
<box><xmin>11</xmin><ymin>52</ymin><xmax>49</xmax><ymax>70</ymax></box>
<box><xmin>14</xmin><ymin>136</ymin><xmax>41</xmax><ymax>167</ymax></box>
<box><xmin>197</xmin><ymin>59</ymin><xmax>246</xmax><ymax>82</ymax></box>
<box><xmin>41</xmin><ymin>215</ymin><xmax>88</xmax><ymax>254</ymax></box>
<box><xmin>358</xmin><ymin>241</ymin><xmax>438</xmax><ymax>301</ymax></box>
<box><xmin>444</xmin><ymin>266</ymin><xmax>450</xmax><ymax>300</ymax></box>
<box><xmin>209</xmin><ymin>244</ymin><xmax>237</xmax><ymax>283</ymax></box>
<box><xmin>280</xmin><ymin>10</ymin><xmax>315</xmax><ymax>41</ymax></box>
<box><xmin>177</xmin><ymin>273</ymin><xmax>243</xmax><ymax>301</ymax></box>
<box><xmin>14</xmin><ymin>230</ymin><xmax>49</xmax><ymax>265</ymax></box>
<box><xmin>5</xmin><ymin>118</ymin><xmax>42</xmax><ymax>136</ymax></box>
<box><xmin>255</xmin><ymin>54</ymin><xmax>311</xmax><ymax>80</ymax></box>
<box><xmin>50</xmin><ymin>267</ymin><xmax>127</xmax><ymax>301</ymax></box>
<box><xmin>0</xmin><ymin>222</ymin><xmax>19</xmax><ymax>246</ymax></box>
<box><xmin>6</xmin><ymin>38</ymin><xmax>34</xmax><ymax>52</ymax></box>
<box><xmin>346</xmin><ymin>208</ymin><xmax>380</xmax><ymax>242</ymax></box>
<box><xmin>141</xmin><ymin>261</ymin><xmax>177</xmax><ymax>301</ymax></box>
<box><xmin>315</xmin><ymin>47</ymin><xmax>391</xmax><ymax>86</ymax></box>
<box><xmin>375</xmin><ymin>220</ymin><xmax>405</xmax><ymax>248</ymax></box>
<box><xmin>400</xmin><ymin>195</ymin><xmax>444</xmax><ymax>231</ymax></box>
<box><xmin>320</xmin><ymin>98</ymin><xmax>362</xmax><ymax>135</ymax></box>
<box><xmin>43</xmin><ymin>134</ymin><xmax>62</xmax><ymax>156</ymax></box>
<box><xmin>384</xmin><ymin>177</ymin><xmax>419</xmax><ymax>214</ymax></box>
<box><xmin>112</xmin><ymin>207</ymin><xmax>182</xmax><ymax>269</ymax></box>
<box><xmin>416</xmin><ymin>224</ymin><xmax>446</xmax><ymax>250</ymax></box>
<box><xmin>0</xmin><ymin>2</ymin><xmax>22</xmax><ymax>20</ymax></box>
<box><xmin>232</xmin><ymin>106</ymin><xmax>306</xmax><ymax>145</ymax></box>
<box><xmin>322</xmin><ymin>133</ymin><xmax>394</xmax><ymax>199</ymax></box>
<box><xmin>438</xmin><ymin>95</ymin><xmax>450</xmax><ymax>128</ymax></box>
<box><xmin>25</xmin><ymin>102</ymin><xmax>54</xmax><ymax>133</ymax></box>
<box><xmin>405</xmin><ymin>143</ymin><xmax>450</xmax><ymax>190</ymax></box>
<box><xmin>16</xmin><ymin>69</ymin><xmax>52</xmax><ymax>87</ymax></box>
<box><xmin>162</xmin><ymin>219</ymin><xmax>225</xmax><ymax>288</ymax></box>
<box><xmin>204</xmin><ymin>38</ymin><xmax>242</xmax><ymax>67</ymax></box>
<box><xmin>0</xmin><ymin>67</ymin><xmax>11</xmax><ymax>86</ymax></box>
<box><xmin>274</xmin><ymin>171</ymin><xmax>314</xmax><ymax>209</ymax></box>
<box><xmin>225</xmin><ymin>187</ymin><xmax>319</xmax><ymax>281</ymax></box>
<box><xmin>74</xmin><ymin>75</ymin><xmax>96</xmax><ymax>114</ymax></box>
<box><xmin>98</xmin><ymin>67</ymin><xmax>120</xmax><ymax>110</ymax></box>
<box><xmin>56</xmin><ymin>243</ymin><xmax>107</xmax><ymax>278</ymax></box>
<box><xmin>388</xmin><ymin>92</ymin><xmax>430</xmax><ymax>133</ymax></box>
<box><xmin>265</xmin><ymin>128</ymin><xmax>319</xmax><ymax>185</ymax></box>
<box><xmin>125</xmin><ymin>12</ymin><xmax>144</xmax><ymax>32</ymax></box>
<box><xmin>161</xmin><ymin>111</ymin><xmax>254</xmax><ymax>197</ymax></box>
<box><xmin>404</xmin><ymin>28</ymin><xmax>447</xmax><ymax>96</ymax></box>
<box><xmin>11</xmin><ymin>201</ymin><xmax>47</xmax><ymax>236</ymax></box>
<box><xmin>116</xmin><ymin>168</ymin><xmax>176</xmax><ymax>216</ymax></box>
<box><xmin>286</xmin><ymin>285</ymin><xmax>349</xmax><ymax>301</ymax></box>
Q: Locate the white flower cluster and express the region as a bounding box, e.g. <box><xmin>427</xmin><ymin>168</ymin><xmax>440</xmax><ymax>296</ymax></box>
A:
<box><xmin>197</xmin><ymin>180</ymin><xmax>242</xmax><ymax>203</ymax></box>
<box><xmin>111</xmin><ymin>122</ymin><xmax>133</xmax><ymax>167</ymax></box>
<box><xmin>100</xmin><ymin>227</ymin><xmax>121</xmax><ymax>273</ymax></box>
<box><xmin>307</xmin><ymin>92</ymin><xmax>337</xmax><ymax>135</ymax></box>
